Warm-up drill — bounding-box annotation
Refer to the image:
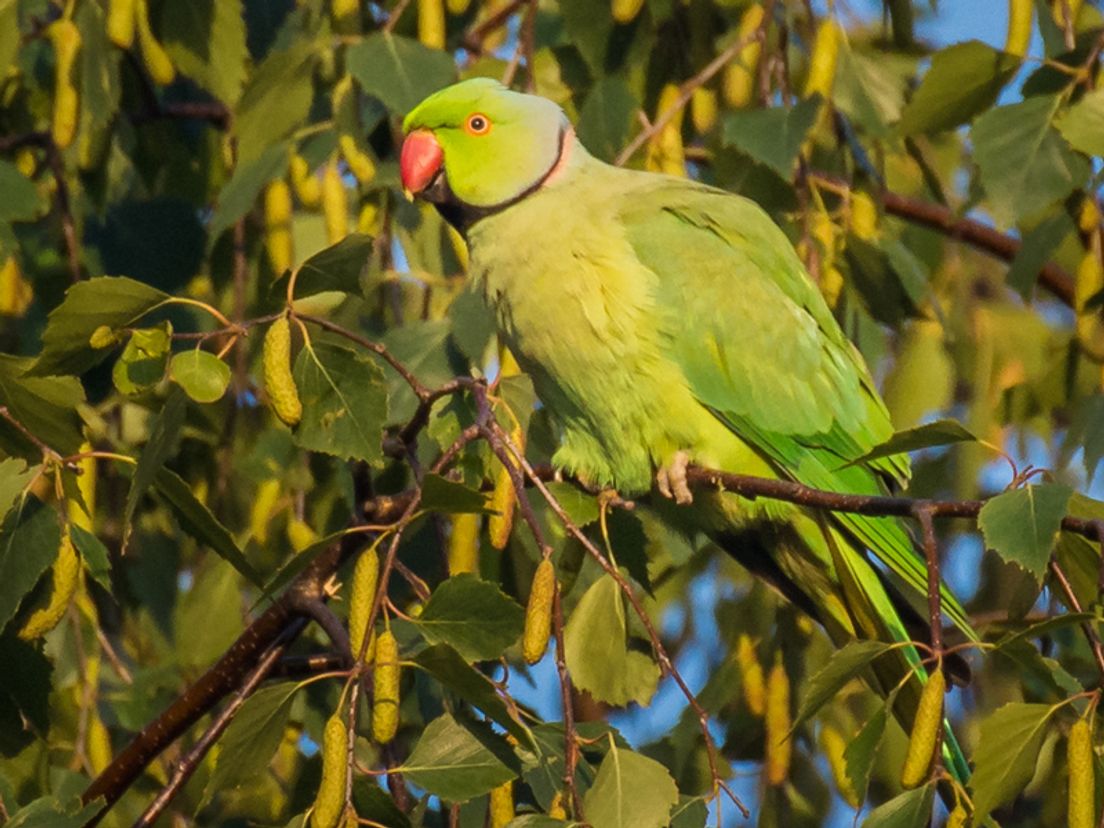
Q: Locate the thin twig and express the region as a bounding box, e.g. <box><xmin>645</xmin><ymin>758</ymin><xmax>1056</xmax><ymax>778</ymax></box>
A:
<box><xmin>614</xmin><ymin>16</ymin><xmax>770</xmax><ymax>167</ymax></box>
<box><xmin>1048</xmin><ymin>560</ymin><xmax>1104</xmax><ymax>681</ymax></box>
<box><xmin>913</xmin><ymin>505</ymin><xmax>943</xmax><ymax>656</ymax></box>
<box><xmin>460</xmin><ymin>0</ymin><xmax>526</xmax><ymax>54</ymax></box>
<box><xmin>132</xmin><ymin>617</ymin><xmax>309</xmax><ymax>827</ymax></box>
<box><xmin>43</xmin><ymin>140</ymin><xmax>81</xmax><ymax>282</ymax></box>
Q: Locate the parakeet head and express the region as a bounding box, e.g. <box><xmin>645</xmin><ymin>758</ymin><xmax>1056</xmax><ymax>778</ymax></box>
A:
<box><xmin>400</xmin><ymin>78</ymin><xmax>570</xmax><ymax>227</ymax></box>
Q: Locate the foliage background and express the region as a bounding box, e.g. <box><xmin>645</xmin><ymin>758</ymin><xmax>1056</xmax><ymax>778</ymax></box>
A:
<box><xmin>1</xmin><ymin>0</ymin><xmax>1104</xmax><ymax>826</ymax></box>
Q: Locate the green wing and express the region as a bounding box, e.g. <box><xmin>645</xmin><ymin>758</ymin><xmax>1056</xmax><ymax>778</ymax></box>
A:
<box><xmin>620</xmin><ymin>179</ymin><xmax>974</xmax><ymax>639</ymax></box>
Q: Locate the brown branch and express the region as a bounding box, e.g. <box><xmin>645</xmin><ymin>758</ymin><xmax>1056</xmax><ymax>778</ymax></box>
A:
<box><xmin>1048</xmin><ymin>560</ymin><xmax>1104</xmax><ymax>681</ymax></box>
<box><xmin>131</xmin><ymin>617</ymin><xmax>309</xmax><ymax>827</ymax></box>
<box><xmin>80</xmin><ymin>544</ymin><xmax>340</xmax><ymax>824</ymax></box>
<box><xmin>0</xmin><ymin>130</ymin><xmax>48</xmax><ymax>154</ymax></box>
<box><xmin>381</xmin><ymin>0</ymin><xmax>415</xmax><ymax>33</ymax></box>
<box><xmin>808</xmin><ymin>172</ymin><xmax>1076</xmax><ymax>305</ymax></box>
<box><xmin>460</xmin><ymin>0</ymin><xmax>526</xmax><ymax>55</ymax></box>
<box><xmin>913</xmin><ymin>505</ymin><xmax>943</xmax><ymax>656</ymax></box>
<box><xmin>44</xmin><ymin>139</ymin><xmax>82</xmax><ymax>282</ymax></box>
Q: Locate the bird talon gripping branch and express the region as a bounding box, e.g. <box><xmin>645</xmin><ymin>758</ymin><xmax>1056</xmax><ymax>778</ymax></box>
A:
<box><xmin>656</xmin><ymin>450</ymin><xmax>693</xmax><ymax>505</ymax></box>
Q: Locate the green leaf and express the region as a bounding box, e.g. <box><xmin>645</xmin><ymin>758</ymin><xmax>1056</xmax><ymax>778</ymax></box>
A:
<box><xmin>722</xmin><ymin>96</ymin><xmax>822</xmax><ymax>178</ymax></box>
<box><xmin>346</xmin><ymin>33</ymin><xmax>455</xmax><ymax>115</ymax></box>
<box><xmin>208</xmin><ymin>141</ymin><xmax>289</xmax><ymax>244</ymax></box>
<box><xmin>173</xmin><ymin>561</ymin><xmax>245</xmax><ymax>669</ymax></box>
<box><xmin>234</xmin><ymin>42</ymin><xmax>317</xmax><ymax>165</ymax></box>
<box><xmin>352</xmin><ymin>779</ymin><xmax>413</xmax><ymax>828</ymax></box>
<box><xmin>1007</xmin><ymin>211</ymin><xmax>1075</xmax><ymax>298</ymax></box>
<box><xmin>2</xmin><ymin>796</ymin><xmax>101</xmax><ymax>828</ymax></box>
<box><xmin>293</xmin><ymin>342</ymin><xmax>388</xmax><ymax>465</ymax></box>
<box><xmin>582</xmin><ymin>742</ymin><xmax>680</xmax><ymax>828</ymax></box>
<box><xmin>1064</xmin><ymin>395</ymin><xmax>1104</xmax><ymax>485</ymax></box>
<box><xmin>203</xmin><ymin>682</ymin><xmax>299</xmax><ymax>803</ymax></box>
<box><xmin>669</xmin><ymin>796</ymin><xmax>709</xmax><ymax>828</ymax></box>
<box><xmin>0</xmin><ymin>634</ymin><xmax>52</xmax><ymax>757</ymax></box>
<box><xmin>504</xmin><ymin>817</ymin><xmax>569</xmax><ymax>828</ymax></box>
<box><xmin>845</xmin><ymin>419</ymin><xmax>975</xmax><ymax>468</ymax></box>
<box><xmin>1056</xmin><ymin>88</ymin><xmax>1104</xmax><ymax>157</ymax></box>
<box><xmin>899</xmin><ymin>40</ymin><xmax>1019</xmax><ymax>134</ymax></box>
<box><xmin>161</xmin><ymin>0</ymin><xmax>248</xmax><ymax>106</ymax></box>
<box><xmin>844</xmin><ymin>695</ymin><xmax>893</xmax><ymax>800</ymax></box>
<box><xmin>794</xmin><ymin>640</ymin><xmax>893</xmax><ymax>729</ymax></box>
<box><xmin>275</xmin><ymin>233</ymin><xmax>375</xmax><ymax>299</ymax></box>
<box><xmin>543</xmin><ymin>482</ymin><xmax>598</xmax><ymax>527</ymax></box>
<box><xmin>169</xmin><ymin>350</ymin><xmax>231</xmax><ymax>403</ymax></box>
<box><xmin>154</xmin><ymin>468</ymin><xmax>263</xmax><ymax>588</ymax></box>
<box><xmin>978</xmin><ymin>484</ymin><xmax>1074</xmax><ymax>581</ymax></box>
<box><xmin>124</xmin><ymin>390</ymin><xmax>186</xmax><ymax>548</ymax></box>
<box><xmin>71</xmin><ymin>524</ymin><xmax>111</xmax><ymax>593</ymax></box>
<box><xmin>413</xmin><ymin>574</ymin><xmax>525</xmax><ymax>662</ymax></box>
<box><xmin>0</xmin><ymin>358</ymin><xmax>85</xmax><ymax>456</ymax></box>
<box><xmin>420</xmin><ymin>474</ymin><xmax>492</xmax><ymax>514</ymax></box>
<box><xmin>414</xmin><ymin>643</ymin><xmax>536</xmax><ymax>750</ymax></box>
<box><xmin>833</xmin><ymin>44</ymin><xmax>905</xmax><ymax>138</ymax></box>
<box><xmin>0</xmin><ymin>500</ymin><xmax>61</xmax><ymax>634</ymax></box>
<box><xmin>972</xmin><ymin>94</ymin><xmax>1090</xmax><ymax>228</ymax></box>
<box><xmin>33</xmin><ymin>276</ymin><xmax>168</xmax><ymax>377</ymax></box>
<box><xmin>112</xmin><ymin>324</ymin><xmax>172</xmax><ymax>395</ymax></box>
<box><xmin>576</xmin><ymin>76</ymin><xmax>639</xmax><ymax>163</ymax></box>
<box><xmin>971</xmin><ymin>702</ymin><xmax>1058</xmax><ymax>822</ymax></box>
<box><xmin>564</xmin><ymin>574</ymin><xmax>660</xmax><ymax>707</ymax></box>
<box><xmin>0</xmin><ymin>161</ymin><xmax>43</xmax><ymax>222</ymax></box>
<box><xmin>74</xmin><ymin>0</ymin><xmax>120</xmax><ymax>165</ymax></box>
<box><xmin>0</xmin><ymin>458</ymin><xmax>35</xmax><ymax>524</ymax></box>
<box><xmin>860</xmin><ymin>784</ymin><xmax>934</xmax><ymax>828</ymax></box>
<box><xmin>400</xmin><ymin>713</ymin><xmax>519</xmax><ymax>802</ymax></box>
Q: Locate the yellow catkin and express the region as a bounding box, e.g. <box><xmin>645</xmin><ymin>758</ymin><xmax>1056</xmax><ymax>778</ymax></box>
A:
<box><xmin>645</xmin><ymin>83</ymin><xmax>685</xmax><ymax>177</ymax></box>
<box><xmin>372</xmin><ymin>630</ymin><xmax>400</xmax><ymax>743</ymax></box>
<box><xmin>849</xmin><ymin>191</ymin><xmax>879</xmax><ymax>241</ymax></box>
<box><xmin>87</xmin><ymin>714</ymin><xmax>112</xmax><ymax>776</ymax></box>
<box><xmin>1080</xmin><ymin>197</ymin><xmax>1101</xmax><ymax>234</ymax></box>
<box><xmin>47</xmin><ymin>20</ymin><xmax>81</xmax><ymax>150</ymax></box>
<box><xmin>263</xmin><ymin>316</ymin><xmax>303</xmax><ymax>427</ymax></box>
<box><xmin>804</xmin><ymin>17</ymin><xmax>841</xmax><ymax>100</ymax></box>
<box><xmin>736</xmin><ymin>634</ymin><xmax>766</xmax><ymax>716</ymax></box>
<box><xmin>764</xmin><ymin>657</ymin><xmax>791</xmax><ymax>786</ymax></box>
<box><xmin>69</xmin><ymin>443</ymin><xmax>96</xmax><ymax>532</ymax></box>
<box><xmin>1068</xmin><ymin>717</ymin><xmax>1095</xmax><ymax>828</ymax></box>
<box><xmin>418</xmin><ymin>0</ymin><xmax>446</xmax><ymax>49</ymax></box>
<box><xmin>14</xmin><ymin>148</ymin><xmax>36</xmax><ymax>178</ymax></box>
<box><xmin>136</xmin><ymin>0</ymin><xmax>174</xmax><ymax>85</ymax></box>
<box><xmin>331</xmin><ymin>0</ymin><xmax>360</xmax><ymax>33</ymax></box>
<box><xmin>311</xmin><ymin>713</ymin><xmax>348</xmax><ymax>828</ymax></box>
<box><xmin>337</xmin><ymin>134</ymin><xmax>376</xmax><ymax>186</ymax></box>
<box><xmin>722</xmin><ymin>4</ymin><xmax>764</xmax><ymax>108</ymax></box>
<box><xmin>347</xmin><ymin>546</ymin><xmax>379</xmax><ymax>662</ymax></box>
<box><xmin>290</xmin><ymin>155</ymin><xmax>322</xmax><ymax>208</ymax></box>
<box><xmin>900</xmin><ymin>668</ymin><xmax>944</xmax><ymax>789</ymax></box>
<box><xmin>249</xmin><ymin>478</ymin><xmax>282</xmax><ymax>544</ymax></box>
<box><xmin>264</xmin><ymin>179</ymin><xmax>294</xmax><ymax>276</ymax></box>
<box><xmin>0</xmin><ymin>256</ymin><xmax>33</xmax><ymax>317</ymax></box>
<box><xmin>522</xmin><ymin>558</ymin><xmax>555</xmax><ymax>665</ymax></box>
<box><xmin>1052</xmin><ymin>0</ymin><xmax>1084</xmax><ymax>28</ymax></box>
<box><xmin>107</xmin><ymin>0</ymin><xmax>137</xmax><ymax>47</ymax></box>
<box><xmin>690</xmin><ymin>87</ymin><xmax>718</xmax><ymax>135</ymax></box>
<box><xmin>1005</xmin><ymin>0</ymin><xmax>1033</xmax><ymax>56</ymax></box>
<box><xmin>448</xmin><ymin>512</ymin><xmax>481</xmax><ymax>575</ymax></box>
<box><xmin>612</xmin><ymin>0</ymin><xmax>646</xmax><ymax>24</ymax></box>
<box><xmin>322</xmin><ymin>161</ymin><xmax>348</xmax><ymax>245</ymax></box>
<box><xmin>286</xmin><ymin>517</ymin><xmax>317</xmax><ymax>552</ymax></box>
<box><xmin>19</xmin><ymin>525</ymin><xmax>81</xmax><ymax>640</ymax></box>
<box><xmin>357</xmin><ymin>202</ymin><xmax>380</xmax><ymax>236</ymax></box>
<box><xmin>488</xmin><ymin>779</ymin><xmax>515</xmax><ymax>828</ymax></box>
<box><xmin>1075</xmin><ymin>245</ymin><xmax>1104</xmax><ymax>360</ymax></box>
<box><xmin>447</xmin><ymin>0</ymin><xmax>471</xmax><ymax>12</ymax></box>
<box><xmin>488</xmin><ymin>423</ymin><xmax>524</xmax><ymax>550</ymax></box>
<box><xmin>819</xmin><ymin>725</ymin><xmax>861</xmax><ymax>808</ymax></box>
<box><xmin>945</xmin><ymin>805</ymin><xmax>968</xmax><ymax>828</ymax></box>
<box><xmin>548</xmin><ymin>791</ymin><xmax>567</xmax><ymax>818</ymax></box>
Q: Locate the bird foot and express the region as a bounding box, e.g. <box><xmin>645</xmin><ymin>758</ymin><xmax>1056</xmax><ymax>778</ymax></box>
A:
<box><xmin>656</xmin><ymin>451</ymin><xmax>693</xmax><ymax>505</ymax></box>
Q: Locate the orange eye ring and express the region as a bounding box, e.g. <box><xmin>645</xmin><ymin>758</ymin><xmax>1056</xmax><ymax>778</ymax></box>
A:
<box><xmin>464</xmin><ymin>113</ymin><xmax>492</xmax><ymax>136</ymax></box>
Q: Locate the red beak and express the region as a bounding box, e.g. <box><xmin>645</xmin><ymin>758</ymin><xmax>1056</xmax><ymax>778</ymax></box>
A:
<box><xmin>400</xmin><ymin>130</ymin><xmax>444</xmax><ymax>197</ymax></box>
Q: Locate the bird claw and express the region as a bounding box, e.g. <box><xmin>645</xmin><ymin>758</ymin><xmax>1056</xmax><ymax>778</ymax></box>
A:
<box><xmin>656</xmin><ymin>451</ymin><xmax>693</xmax><ymax>505</ymax></box>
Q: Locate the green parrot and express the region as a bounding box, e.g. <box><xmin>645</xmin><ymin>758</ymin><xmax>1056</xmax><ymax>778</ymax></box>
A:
<box><xmin>400</xmin><ymin>78</ymin><xmax>975</xmax><ymax>783</ymax></box>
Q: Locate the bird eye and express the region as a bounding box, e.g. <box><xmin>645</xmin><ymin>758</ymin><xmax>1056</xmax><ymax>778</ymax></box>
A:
<box><xmin>465</xmin><ymin>113</ymin><xmax>491</xmax><ymax>136</ymax></box>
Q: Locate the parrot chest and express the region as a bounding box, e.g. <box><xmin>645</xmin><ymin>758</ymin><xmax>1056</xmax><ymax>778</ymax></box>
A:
<box><xmin>466</xmin><ymin>195</ymin><xmax>749</xmax><ymax>493</ymax></box>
